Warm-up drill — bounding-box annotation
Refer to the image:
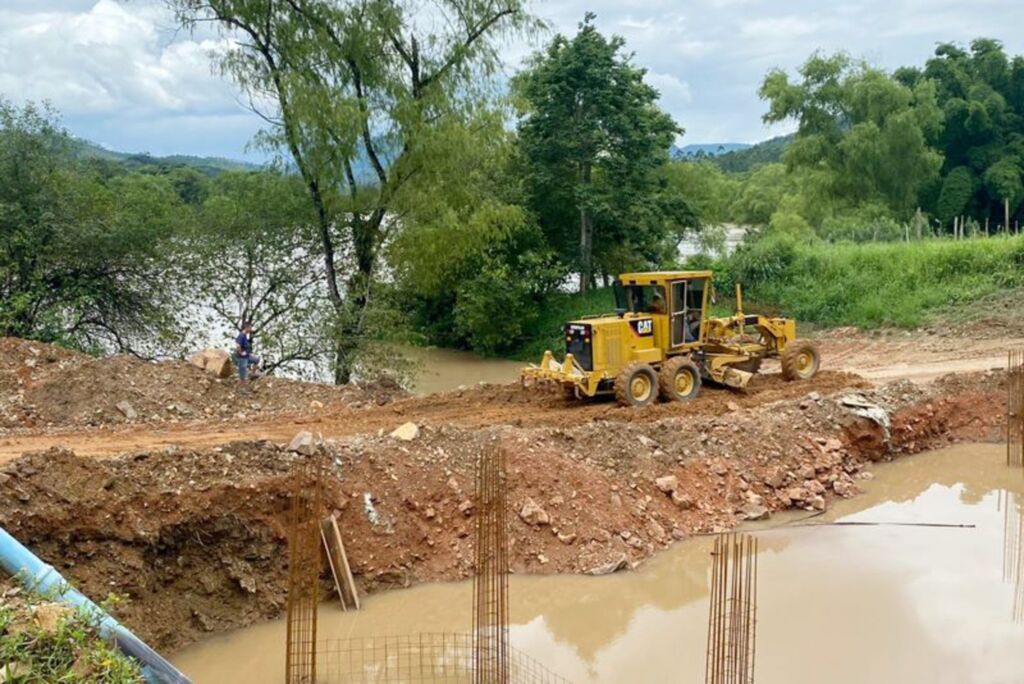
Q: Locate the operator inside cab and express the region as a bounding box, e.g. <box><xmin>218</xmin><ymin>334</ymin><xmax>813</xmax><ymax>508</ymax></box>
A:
<box><xmin>684</xmin><ymin>309</ymin><xmax>701</xmax><ymax>342</ymax></box>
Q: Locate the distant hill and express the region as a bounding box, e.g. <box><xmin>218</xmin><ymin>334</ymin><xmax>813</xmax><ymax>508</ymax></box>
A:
<box><xmin>711</xmin><ymin>135</ymin><xmax>792</xmax><ymax>173</ymax></box>
<box><xmin>71</xmin><ymin>139</ymin><xmax>260</xmax><ymax>175</ymax></box>
<box><xmin>671</xmin><ymin>142</ymin><xmax>751</xmax><ymax>159</ymax></box>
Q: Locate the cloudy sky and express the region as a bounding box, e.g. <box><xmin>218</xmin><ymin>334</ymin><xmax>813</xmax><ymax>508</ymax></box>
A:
<box><xmin>2</xmin><ymin>0</ymin><xmax>1023</xmax><ymax>161</ymax></box>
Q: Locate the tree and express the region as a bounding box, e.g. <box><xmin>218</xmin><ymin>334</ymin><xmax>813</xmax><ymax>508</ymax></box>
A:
<box><xmin>513</xmin><ymin>13</ymin><xmax>681</xmax><ymax>293</ymax></box>
<box><xmin>0</xmin><ymin>100</ymin><xmax>183</xmax><ymax>354</ymax></box>
<box><xmin>170</xmin><ymin>0</ymin><xmax>537</xmax><ymax>382</ymax></box>
<box><xmin>388</xmin><ymin>114</ymin><xmax>565</xmax><ymax>354</ymax></box>
<box><xmin>936</xmin><ymin>165</ymin><xmax>975</xmax><ymax>225</ymax></box>
<box><xmin>760</xmin><ymin>52</ymin><xmax>943</xmax><ymax>221</ymax></box>
<box><xmin>904</xmin><ymin>39</ymin><xmax>1024</xmax><ymax>226</ymax></box>
<box><xmin>182</xmin><ymin>170</ymin><xmax>329</xmax><ymax>377</ymax></box>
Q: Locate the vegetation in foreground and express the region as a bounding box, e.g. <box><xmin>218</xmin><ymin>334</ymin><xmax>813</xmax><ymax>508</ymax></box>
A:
<box><xmin>0</xmin><ymin>580</ymin><xmax>143</xmax><ymax>683</ymax></box>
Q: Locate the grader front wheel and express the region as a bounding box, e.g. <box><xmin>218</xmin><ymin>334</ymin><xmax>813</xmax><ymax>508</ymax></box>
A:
<box><xmin>781</xmin><ymin>340</ymin><xmax>821</xmax><ymax>381</ymax></box>
<box><xmin>615</xmin><ymin>362</ymin><xmax>658</xmax><ymax>407</ymax></box>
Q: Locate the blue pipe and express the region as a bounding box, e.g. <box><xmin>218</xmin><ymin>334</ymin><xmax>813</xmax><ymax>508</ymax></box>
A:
<box><xmin>0</xmin><ymin>526</ymin><xmax>191</xmax><ymax>684</ymax></box>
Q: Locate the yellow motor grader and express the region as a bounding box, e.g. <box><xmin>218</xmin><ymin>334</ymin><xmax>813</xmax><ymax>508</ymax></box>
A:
<box><xmin>520</xmin><ymin>271</ymin><xmax>820</xmax><ymax>407</ymax></box>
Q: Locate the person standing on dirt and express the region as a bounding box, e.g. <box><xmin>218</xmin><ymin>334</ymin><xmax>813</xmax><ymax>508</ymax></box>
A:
<box><xmin>235</xmin><ymin>321</ymin><xmax>260</xmax><ymax>390</ymax></box>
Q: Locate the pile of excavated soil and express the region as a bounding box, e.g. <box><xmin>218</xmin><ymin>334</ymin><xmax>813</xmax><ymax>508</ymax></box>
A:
<box><xmin>0</xmin><ymin>370</ymin><xmax>1006</xmax><ymax>652</ymax></box>
<box><xmin>0</xmin><ymin>338</ymin><xmax>404</xmax><ymax>430</ymax></box>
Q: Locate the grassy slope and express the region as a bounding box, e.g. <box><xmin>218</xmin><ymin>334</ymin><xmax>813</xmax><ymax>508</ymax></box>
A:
<box><xmin>510</xmin><ymin>236</ymin><xmax>1024</xmax><ymax>359</ymax></box>
<box><xmin>745</xmin><ymin>236</ymin><xmax>1024</xmax><ymax>329</ymax></box>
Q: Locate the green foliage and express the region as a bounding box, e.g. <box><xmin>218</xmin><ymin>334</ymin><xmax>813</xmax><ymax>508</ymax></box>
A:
<box><xmin>914</xmin><ymin>39</ymin><xmax>1024</xmax><ymax>227</ymax></box>
<box><xmin>0</xmin><ymin>99</ymin><xmax>185</xmax><ymax>355</ymax></box>
<box><xmin>760</xmin><ymin>52</ymin><xmax>943</xmax><ymax>221</ymax></box>
<box><xmin>731</xmin><ymin>235</ymin><xmax>1024</xmax><ymax>328</ymax></box>
<box><xmin>713</xmin><ymin>135</ymin><xmax>791</xmax><ymax>173</ymax></box>
<box><xmin>663</xmin><ymin>160</ymin><xmax>738</xmax><ymax>228</ymax></box>
<box><xmin>936</xmin><ymin>165</ymin><xmax>975</xmax><ymax>223</ymax></box>
<box><xmin>0</xmin><ymin>584</ymin><xmax>143</xmax><ymax>683</ymax></box>
<box><xmin>513</xmin><ymin>13</ymin><xmax>684</xmax><ymax>291</ymax></box>
<box><xmin>819</xmin><ymin>204</ymin><xmax>911</xmax><ymax>242</ymax></box>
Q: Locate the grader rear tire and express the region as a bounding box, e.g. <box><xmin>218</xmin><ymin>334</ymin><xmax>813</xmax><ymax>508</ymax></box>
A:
<box><xmin>614</xmin><ymin>362</ymin><xmax>658</xmax><ymax>407</ymax></box>
<box><xmin>781</xmin><ymin>339</ymin><xmax>821</xmax><ymax>381</ymax></box>
<box><xmin>658</xmin><ymin>356</ymin><xmax>702</xmax><ymax>402</ymax></box>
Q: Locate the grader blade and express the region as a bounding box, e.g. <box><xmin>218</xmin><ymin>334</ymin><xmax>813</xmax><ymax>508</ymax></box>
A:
<box><xmin>721</xmin><ymin>366</ymin><xmax>753</xmax><ymax>389</ymax></box>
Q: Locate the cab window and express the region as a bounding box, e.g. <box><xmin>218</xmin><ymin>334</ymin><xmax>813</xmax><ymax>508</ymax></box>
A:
<box><xmin>615</xmin><ymin>284</ymin><xmax>666</xmax><ymax>314</ymax></box>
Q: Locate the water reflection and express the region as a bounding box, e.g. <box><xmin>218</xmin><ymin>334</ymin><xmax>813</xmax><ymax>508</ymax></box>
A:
<box><xmin>174</xmin><ymin>443</ymin><xmax>1024</xmax><ymax>684</ymax></box>
<box><xmin>1000</xmin><ymin>490</ymin><xmax>1024</xmax><ymax>622</ymax></box>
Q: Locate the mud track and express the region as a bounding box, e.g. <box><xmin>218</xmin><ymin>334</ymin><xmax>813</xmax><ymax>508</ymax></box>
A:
<box><xmin>0</xmin><ymin>371</ymin><xmax>865</xmax><ymax>462</ymax></box>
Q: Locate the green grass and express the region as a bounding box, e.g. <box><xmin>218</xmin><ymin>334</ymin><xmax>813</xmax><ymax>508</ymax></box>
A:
<box><xmin>507</xmin><ymin>235</ymin><xmax>1024</xmax><ymax>359</ymax></box>
<box><xmin>0</xmin><ymin>581</ymin><xmax>144</xmax><ymax>683</ymax></box>
<box><xmin>740</xmin><ymin>235</ymin><xmax>1024</xmax><ymax>329</ymax></box>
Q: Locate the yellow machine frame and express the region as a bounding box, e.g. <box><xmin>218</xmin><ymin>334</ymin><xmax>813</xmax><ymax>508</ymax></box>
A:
<box><xmin>522</xmin><ymin>270</ymin><xmax>805</xmax><ymax>398</ymax></box>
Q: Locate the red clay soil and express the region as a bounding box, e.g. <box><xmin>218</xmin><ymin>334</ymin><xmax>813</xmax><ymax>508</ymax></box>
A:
<box><xmin>0</xmin><ymin>369</ymin><xmax>867</xmax><ymax>463</ymax></box>
<box><xmin>0</xmin><ymin>369</ymin><xmax>1006</xmax><ymax>652</ymax></box>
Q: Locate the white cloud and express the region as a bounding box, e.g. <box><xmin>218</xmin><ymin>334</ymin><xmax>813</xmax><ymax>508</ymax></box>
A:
<box><xmin>0</xmin><ymin>0</ymin><xmax>256</xmax><ymax>157</ymax></box>
<box><xmin>645</xmin><ymin>71</ymin><xmax>693</xmax><ymax>106</ymax></box>
<box><xmin>3</xmin><ymin>0</ymin><xmax>1024</xmax><ymax>156</ymax></box>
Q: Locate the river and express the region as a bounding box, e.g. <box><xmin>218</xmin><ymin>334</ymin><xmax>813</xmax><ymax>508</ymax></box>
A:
<box><xmin>172</xmin><ymin>443</ymin><xmax>1024</xmax><ymax>683</ymax></box>
<box><xmin>402</xmin><ymin>346</ymin><xmax>523</xmax><ymax>395</ymax></box>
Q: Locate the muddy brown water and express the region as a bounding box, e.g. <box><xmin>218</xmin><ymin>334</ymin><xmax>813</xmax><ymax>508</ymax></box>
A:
<box><xmin>172</xmin><ymin>443</ymin><xmax>1024</xmax><ymax>683</ymax></box>
<box><xmin>403</xmin><ymin>346</ymin><xmax>523</xmax><ymax>395</ymax></box>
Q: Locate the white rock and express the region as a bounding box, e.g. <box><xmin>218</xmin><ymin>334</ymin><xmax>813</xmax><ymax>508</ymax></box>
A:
<box><xmin>287</xmin><ymin>431</ymin><xmax>316</xmax><ymax>455</ymax></box>
<box><xmin>390</xmin><ymin>422</ymin><xmax>420</xmax><ymax>441</ymax></box>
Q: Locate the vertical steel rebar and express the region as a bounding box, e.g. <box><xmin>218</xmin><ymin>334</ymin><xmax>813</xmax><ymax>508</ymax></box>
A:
<box><xmin>1009</xmin><ymin>349</ymin><xmax>1024</xmax><ymax>470</ymax></box>
<box><xmin>705</xmin><ymin>533</ymin><xmax>758</xmax><ymax>684</ymax></box>
<box><xmin>472</xmin><ymin>445</ymin><xmax>510</xmax><ymax>684</ymax></box>
<box><xmin>285</xmin><ymin>454</ymin><xmax>324</xmax><ymax>684</ymax></box>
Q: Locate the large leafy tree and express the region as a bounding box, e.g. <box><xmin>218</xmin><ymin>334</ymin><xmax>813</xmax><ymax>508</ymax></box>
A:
<box><xmin>170</xmin><ymin>0</ymin><xmax>537</xmax><ymax>382</ymax></box>
<box><xmin>900</xmin><ymin>39</ymin><xmax>1024</xmax><ymax>228</ymax></box>
<box><xmin>760</xmin><ymin>52</ymin><xmax>943</xmax><ymax>221</ymax></box>
<box><xmin>513</xmin><ymin>13</ymin><xmax>682</xmax><ymax>293</ymax></box>
<box><xmin>0</xmin><ymin>100</ymin><xmax>183</xmax><ymax>354</ymax></box>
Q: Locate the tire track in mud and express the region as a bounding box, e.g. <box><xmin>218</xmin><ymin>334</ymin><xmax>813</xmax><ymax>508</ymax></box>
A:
<box><xmin>0</xmin><ymin>371</ymin><xmax>865</xmax><ymax>462</ymax></box>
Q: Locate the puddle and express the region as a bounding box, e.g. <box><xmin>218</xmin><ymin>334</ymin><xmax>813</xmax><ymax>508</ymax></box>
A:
<box><xmin>173</xmin><ymin>443</ymin><xmax>1024</xmax><ymax>683</ymax></box>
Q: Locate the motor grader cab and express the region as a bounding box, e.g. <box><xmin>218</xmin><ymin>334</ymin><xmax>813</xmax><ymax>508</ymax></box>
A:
<box><xmin>520</xmin><ymin>271</ymin><xmax>820</xmax><ymax>407</ymax></box>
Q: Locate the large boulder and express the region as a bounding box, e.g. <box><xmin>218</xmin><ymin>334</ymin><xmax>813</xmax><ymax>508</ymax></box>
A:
<box><xmin>189</xmin><ymin>349</ymin><xmax>233</xmax><ymax>379</ymax></box>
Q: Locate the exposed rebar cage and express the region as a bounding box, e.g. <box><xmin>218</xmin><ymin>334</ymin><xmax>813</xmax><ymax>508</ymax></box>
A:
<box><xmin>1000</xmin><ymin>490</ymin><xmax>1024</xmax><ymax>623</ymax></box>
<box><xmin>1009</xmin><ymin>349</ymin><xmax>1024</xmax><ymax>470</ymax></box>
<box><xmin>314</xmin><ymin>633</ymin><xmax>571</xmax><ymax>683</ymax></box>
<box><xmin>286</xmin><ymin>453</ymin><xmax>325</xmax><ymax>684</ymax></box>
<box><xmin>472</xmin><ymin>445</ymin><xmax>510</xmax><ymax>684</ymax></box>
<box><xmin>705</xmin><ymin>533</ymin><xmax>758</xmax><ymax>684</ymax></box>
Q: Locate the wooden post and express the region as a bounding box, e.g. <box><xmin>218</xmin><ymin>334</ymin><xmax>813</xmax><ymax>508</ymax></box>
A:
<box><xmin>985</xmin><ymin>217</ymin><xmax>990</xmax><ymax>236</ymax></box>
<box><xmin>1006</xmin><ymin>198</ymin><xmax>1011</xmax><ymax>236</ymax></box>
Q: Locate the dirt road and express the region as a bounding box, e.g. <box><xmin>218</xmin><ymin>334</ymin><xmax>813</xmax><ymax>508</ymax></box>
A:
<box><xmin>819</xmin><ymin>331</ymin><xmax>1020</xmax><ymax>382</ymax></box>
<box><xmin>0</xmin><ymin>371</ymin><xmax>864</xmax><ymax>462</ymax></box>
<box><xmin>0</xmin><ymin>331</ymin><xmax>1016</xmax><ymax>463</ymax></box>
